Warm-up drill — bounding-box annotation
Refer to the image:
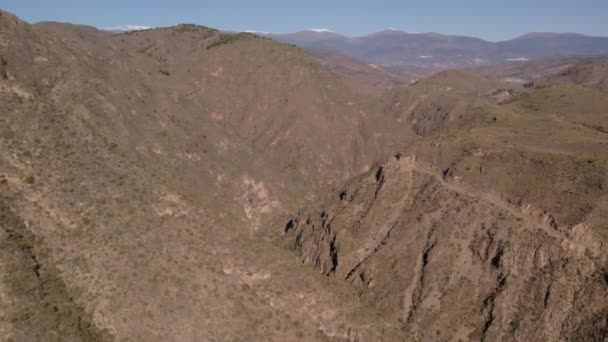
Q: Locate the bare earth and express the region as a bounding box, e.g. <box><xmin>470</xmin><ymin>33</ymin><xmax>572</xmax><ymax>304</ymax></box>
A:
<box><xmin>1</xmin><ymin>9</ymin><xmax>607</xmax><ymax>341</ymax></box>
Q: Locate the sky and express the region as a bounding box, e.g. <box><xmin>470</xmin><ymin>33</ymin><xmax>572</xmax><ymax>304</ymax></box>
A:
<box><xmin>1</xmin><ymin>0</ymin><xmax>607</xmax><ymax>41</ymax></box>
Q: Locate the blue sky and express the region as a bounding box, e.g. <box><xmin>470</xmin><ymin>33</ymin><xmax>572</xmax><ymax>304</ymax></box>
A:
<box><xmin>1</xmin><ymin>0</ymin><xmax>607</xmax><ymax>41</ymax></box>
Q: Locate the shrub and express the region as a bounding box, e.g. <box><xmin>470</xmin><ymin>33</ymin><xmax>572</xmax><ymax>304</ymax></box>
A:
<box><xmin>207</xmin><ymin>33</ymin><xmax>253</xmax><ymax>50</ymax></box>
<box><xmin>24</xmin><ymin>175</ymin><xmax>35</xmax><ymax>184</ymax></box>
<box><xmin>173</xmin><ymin>24</ymin><xmax>217</xmax><ymax>33</ymax></box>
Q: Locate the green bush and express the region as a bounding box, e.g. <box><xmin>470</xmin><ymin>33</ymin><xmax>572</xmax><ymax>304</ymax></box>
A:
<box><xmin>207</xmin><ymin>33</ymin><xmax>253</xmax><ymax>50</ymax></box>
<box><xmin>173</xmin><ymin>24</ymin><xmax>217</xmax><ymax>33</ymax></box>
<box><xmin>24</xmin><ymin>175</ymin><xmax>35</xmax><ymax>184</ymax></box>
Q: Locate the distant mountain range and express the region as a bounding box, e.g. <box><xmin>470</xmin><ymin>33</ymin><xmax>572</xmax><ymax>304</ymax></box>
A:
<box><xmin>101</xmin><ymin>25</ymin><xmax>608</xmax><ymax>67</ymax></box>
<box><xmin>263</xmin><ymin>29</ymin><xmax>608</xmax><ymax>67</ymax></box>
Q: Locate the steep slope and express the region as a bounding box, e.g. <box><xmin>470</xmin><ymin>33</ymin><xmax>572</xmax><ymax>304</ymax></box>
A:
<box><xmin>539</xmin><ymin>58</ymin><xmax>608</xmax><ymax>92</ymax></box>
<box><xmin>475</xmin><ymin>56</ymin><xmax>608</xmax><ymax>93</ymax></box>
<box><xmin>4</xmin><ymin>14</ymin><xmax>416</xmax><ymax>230</ymax></box>
<box><xmin>3</xmin><ymin>8</ymin><xmax>608</xmax><ymax>341</ymax></box>
<box><xmin>283</xmin><ymin>85</ymin><xmax>608</xmax><ymax>341</ymax></box>
<box><xmin>0</xmin><ymin>10</ymin><xmax>415</xmax><ymax>340</ymax></box>
<box><xmin>1</xmin><ymin>90</ymin><xmax>407</xmax><ymax>341</ymax></box>
<box><xmin>305</xmin><ymin>47</ymin><xmax>437</xmax><ymax>94</ymax></box>
<box><xmin>386</xmin><ymin>70</ymin><xmax>507</xmax><ymax>135</ymax></box>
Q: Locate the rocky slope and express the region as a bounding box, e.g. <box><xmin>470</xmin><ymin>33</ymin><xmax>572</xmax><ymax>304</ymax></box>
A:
<box><xmin>305</xmin><ymin>47</ymin><xmax>437</xmax><ymax>94</ymax></box>
<box><xmin>476</xmin><ymin>56</ymin><xmax>608</xmax><ymax>93</ymax></box>
<box><xmin>386</xmin><ymin>70</ymin><xmax>506</xmax><ymax>135</ymax></box>
<box><xmin>0</xmin><ymin>10</ymin><xmax>414</xmax><ymax>340</ymax></box>
<box><xmin>540</xmin><ymin>58</ymin><xmax>608</xmax><ymax>93</ymax></box>
<box><xmin>1</xmin><ymin>9</ymin><xmax>419</xmax><ymax>230</ymax></box>
<box><xmin>2</xmin><ymin>8</ymin><xmax>608</xmax><ymax>341</ymax></box>
<box><xmin>283</xmin><ymin>85</ymin><xmax>608</xmax><ymax>341</ymax></box>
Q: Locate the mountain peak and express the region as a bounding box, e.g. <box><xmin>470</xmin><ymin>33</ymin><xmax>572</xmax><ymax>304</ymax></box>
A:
<box><xmin>243</xmin><ymin>30</ymin><xmax>270</xmax><ymax>34</ymax></box>
<box><xmin>101</xmin><ymin>25</ymin><xmax>153</xmax><ymax>32</ymax></box>
<box><xmin>0</xmin><ymin>9</ymin><xmax>28</xmax><ymax>29</ymax></box>
<box><xmin>307</xmin><ymin>28</ymin><xmax>335</xmax><ymax>33</ymax></box>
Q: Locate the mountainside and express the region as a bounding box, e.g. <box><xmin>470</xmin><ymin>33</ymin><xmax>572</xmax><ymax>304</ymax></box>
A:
<box><xmin>2</xmin><ymin>9</ymin><xmax>608</xmax><ymax>341</ymax></box>
<box><xmin>268</xmin><ymin>30</ymin><xmax>608</xmax><ymax>67</ymax></box>
<box><xmin>386</xmin><ymin>70</ymin><xmax>507</xmax><ymax>135</ymax></box>
<box><xmin>476</xmin><ymin>56</ymin><xmax>608</xmax><ymax>93</ymax></box>
<box><xmin>305</xmin><ymin>47</ymin><xmax>436</xmax><ymax>94</ymax></box>
<box><xmin>283</xmin><ymin>85</ymin><xmax>608</xmax><ymax>340</ymax></box>
<box><xmin>0</xmin><ymin>10</ymin><xmax>415</xmax><ymax>340</ymax></box>
<box><xmin>541</xmin><ymin>58</ymin><xmax>608</xmax><ymax>92</ymax></box>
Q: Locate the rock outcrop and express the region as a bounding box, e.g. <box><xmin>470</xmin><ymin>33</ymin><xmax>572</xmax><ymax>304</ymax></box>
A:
<box><xmin>284</xmin><ymin>86</ymin><xmax>608</xmax><ymax>341</ymax></box>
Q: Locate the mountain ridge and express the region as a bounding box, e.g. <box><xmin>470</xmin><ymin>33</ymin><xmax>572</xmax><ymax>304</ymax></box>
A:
<box><xmin>266</xmin><ymin>30</ymin><xmax>608</xmax><ymax>67</ymax></box>
<box><xmin>0</xmin><ymin>10</ymin><xmax>420</xmax><ymax>339</ymax></box>
<box><xmin>1</xmin><ymin>8</ymin><xmax>608</xmax><ymax>341</ymax></box>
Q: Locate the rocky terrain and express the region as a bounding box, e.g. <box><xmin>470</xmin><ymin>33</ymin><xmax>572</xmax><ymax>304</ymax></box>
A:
<box><xmin>0</xmin><ymin>10</ymin><xmax>415</xmax><ymax>341</ymax></box>
<box><xmin>283</xmin><ymin>85</ymin><xmax>608</xmax><ymax>341</ymax></box>
<box><xmin>476</xmin><ymin>56</ymin><xmax>608</xmax><ymax>93</ymax></box>
<box><xmin>305</xmin><ymin>47</ymin><xmax>436</xmax><ymax>94</ymax></box>
<box><xmin>1</xmin><ymin>9</ymin><xmax>607</xmax><ymax>341</ymax></box>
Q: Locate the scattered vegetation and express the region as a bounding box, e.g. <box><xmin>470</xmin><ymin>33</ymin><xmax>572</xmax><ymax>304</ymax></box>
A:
<box><xmin>207</xmin><ymin>33</ymin><xmax>253</xmax><ymax>50</ymax></box>
<box><xmin>23</xmin><ymin>175</ymin><xmax>35</xmax><ymax>184</ymax></box>
<box><xmin>136</xmin><ymin>42</ymin><xmax>157</xmax><ymax>54</ymax></box>
<box><xmin>173</xmin><ymin>24</ymin><xmax>218</xmax><ymax>33</ymax></box>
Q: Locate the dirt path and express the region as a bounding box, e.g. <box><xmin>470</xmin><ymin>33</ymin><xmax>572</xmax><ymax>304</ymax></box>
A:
<box><xmin>398</xmin><ymin>156</ymin><xmax>591</xmax><ymax>253</ymax></box>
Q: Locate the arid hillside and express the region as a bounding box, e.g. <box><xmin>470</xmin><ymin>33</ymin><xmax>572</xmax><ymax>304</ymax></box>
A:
<box><xmin>0</xmin><ymin>9</ymin><xmax>415</xmax><ymax>341</ymax></box>
<box><xmin>283</xmin><ymin>85</ymin><xmax>608</xmax><ymax>341</ymax></box>
<box><xmin>476</xmin><ymin>56</ymin><xmax>608</xmax><ymax>93</ymax></box>
<box><xmin>305</xmin><ymin>47</ymin><xmax>437</xmax><ymax>94</ymax></box>
<box><xmin>540</xmin><ymin>58</ymin><xmax>608</xmax><ymax>92</ymax></box>
<box><xmin>2</xmin><ymin>10</ymin><xmax>421</xmax><ymax>230</ymax></box>
<box><xmin>1</xmin><ymin>9</ymin><xmax>607</xmax><ymax>342</ymax></box>
<box><xmin>386</xmin><ymin>70</ymin><xmax>507</xmax><ymax>135</ymax></box>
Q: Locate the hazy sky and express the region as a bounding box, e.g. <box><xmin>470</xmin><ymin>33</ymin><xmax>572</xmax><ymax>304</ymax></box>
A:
<box><xmin>2</xmin><ymin>0</ymin><xmax>607</xmax><ymax>41</ymax></box>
